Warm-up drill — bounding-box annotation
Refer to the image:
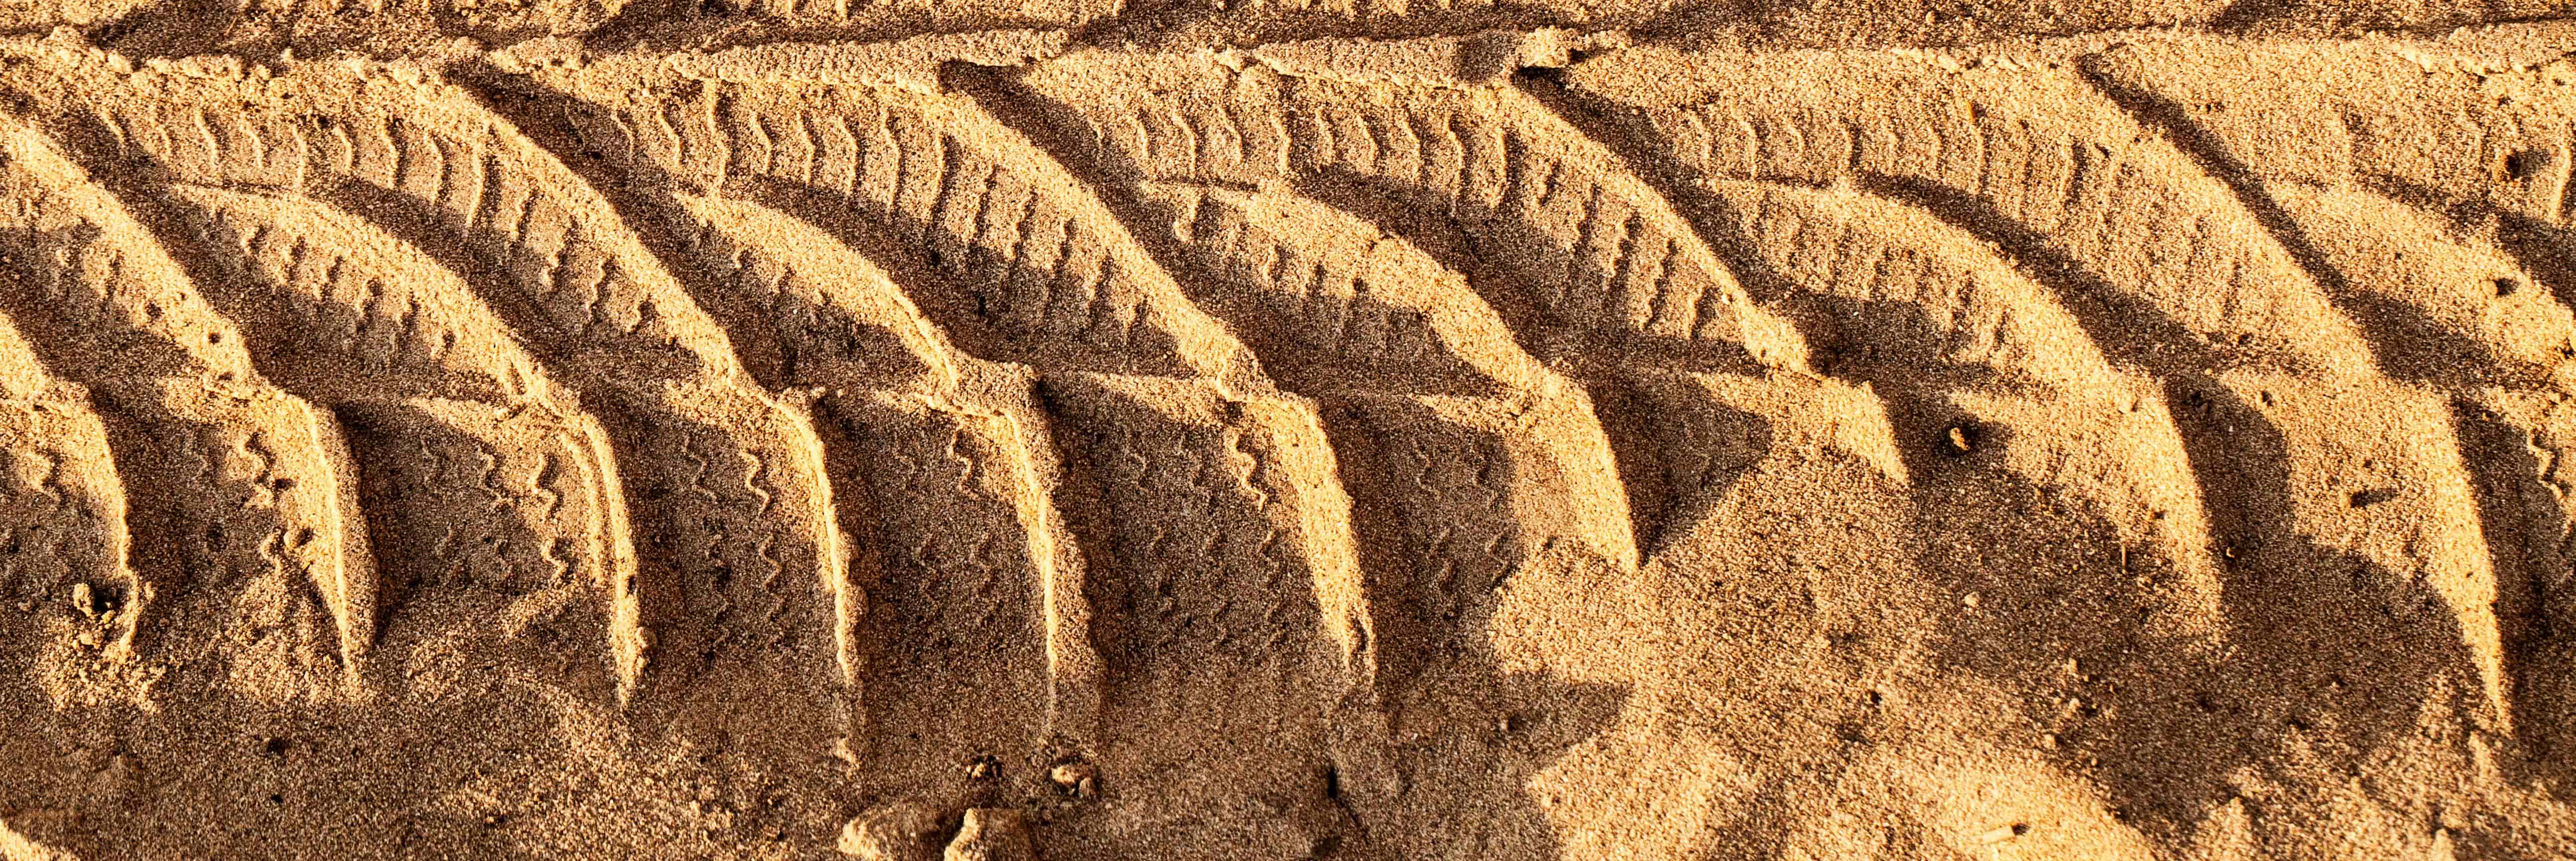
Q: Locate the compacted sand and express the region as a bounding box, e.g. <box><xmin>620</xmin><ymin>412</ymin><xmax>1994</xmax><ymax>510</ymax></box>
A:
<box><xmin>2</xmin><ymin>2</ymin><xmax>2576</xmax><ymax>859</ymax></box>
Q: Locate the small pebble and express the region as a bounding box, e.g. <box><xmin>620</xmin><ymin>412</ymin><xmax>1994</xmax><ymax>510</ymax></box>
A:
<box><xmin>1049</xmin><ymin>760</ymin><xmax>1092</xmax><ymax>788</ymax></box>
<box><xmin>944</xmin><ymin>808</ymin><xmax>1034</xmax><ymax>861</ymax></box>
<box><xmin>838</xmin><ymin>799</ymin><xmax>941</xmax><ymax>861</ymax></box>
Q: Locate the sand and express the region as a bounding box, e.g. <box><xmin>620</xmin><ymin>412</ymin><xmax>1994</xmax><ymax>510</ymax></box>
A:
<box><xmin>0</xmin><ymin>3</ymin><xmax>2572</xmax><ymax>859</ymax></box>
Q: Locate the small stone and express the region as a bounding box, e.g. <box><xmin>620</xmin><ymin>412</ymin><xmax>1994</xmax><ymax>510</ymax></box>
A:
<box><xmin>839</xmin><ymin>799</ymin><xmax>943</xmax><ymax>861</ymax></box>
<box><xmin>1942</xmin><ymin>424</ymin><xmax>1979</xmax><ymax>455</ymax></box>
<box><xmin>1048</xmin><ymin>760</ymin><xmax>1096</xmax><ymax>796</ymax></box>
<box><xmin>944</xmin><ymin>808</ymin><xmax>1035</xmax><ymax>861</ymax></box>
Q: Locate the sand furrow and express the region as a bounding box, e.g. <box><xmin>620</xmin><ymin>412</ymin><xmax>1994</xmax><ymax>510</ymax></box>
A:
<box><xmin>0</xmin><ymin>307</ymin><xmax>145</xmax><ymax>710</ymax></box>
<box><xmin>2091</xmin><ymin>38</ymin><xmax>2576</xmax><ymax>777</ymax></box>
<box><xmin>32</xmin><ymin>52</ymin><xmax>866</xmax><ymax>751</ymax></box>
<box><xmin>526</xmin><ymin>45</ymin><xmax>1389</xmax><ymax>855</ymax></box>
<box><xmin>1107</xmin><ymin>179</ymin><xmax>1642</xmax><ymax>652</ymax></box>
<box><xmin>670</xmin><ymin>190</ymin><xmax>1103</xmax><ymax>799</ymax></box>
<box><xmin>1569</xmin><ymin>43</ymin><xmax>2528</xmax><ymax>846</ymax></box>
<box><xmin>1009</xmin><ymin>49</ymin><xmax>1786</xmax><ymax>566</ymax></box>
<box><xmin>0</xmin><ymin>115</ymin><xmax>373</xmax><ymax>701</ymax></box>
<box><xmin>1704</xmin><ymin>178</ymin><xmax>2227</xmax><ymax>644</ymax></box>
<box><xmin>142</xmin><ymin>182</ymin><xmax>644</xmax><ymax>703</ymax></box>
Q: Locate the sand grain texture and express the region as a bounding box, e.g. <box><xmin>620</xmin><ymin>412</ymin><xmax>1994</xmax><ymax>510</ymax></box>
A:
<box><xmin>0</xmin><ymin>9</ymin><xmax>2573</xmax><ymax>861</ymax></box>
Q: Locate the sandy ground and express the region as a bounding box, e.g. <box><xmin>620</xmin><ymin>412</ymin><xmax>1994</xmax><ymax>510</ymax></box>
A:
<box><xmin>0</xmin><ymin>4</ymin><xmax>2575</xmax><ymax>860</ymax></box>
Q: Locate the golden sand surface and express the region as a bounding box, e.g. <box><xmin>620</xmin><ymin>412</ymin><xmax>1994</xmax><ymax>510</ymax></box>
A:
<box><xmin>2</xmin><ymin>4</ymin><xmax>2576</xmax><ymax>859</ymax></box>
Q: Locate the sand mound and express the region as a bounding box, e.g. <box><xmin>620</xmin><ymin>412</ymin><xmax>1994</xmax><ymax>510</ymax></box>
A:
<box><xmin>0</xmin><ymin>12</ymin><xmax>2574</xmax><ymax>861</ymax></box>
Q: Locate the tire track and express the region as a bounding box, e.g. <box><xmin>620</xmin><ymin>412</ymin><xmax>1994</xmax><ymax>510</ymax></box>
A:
<box><xmin>521</xmin><ymin>37</ymin><xmax>1381</xmax><ymax>852</ymax></box>
<box><xmin>1010</xmin><ymin>45</ymin><xmax>1751</xmax><ymax>570</ymax></box>
<box><xmin>139</xmin><ymin>181</ymin><xmax>644</xmax><ymax>703</ymax></box>
<box><xmin>2089</xmin><ymin>35</ymin><xmax>2576</xmax><ymax>785</ymax></box>
<box><xmin>1086</xmin><ymin>177</ymin><xmax>1638</xmax><ymax>686</ymax></box>
<box><xmin>544</xmin><ymin>38</ymin><xmax>1235</xmax><ymax>380</ymax></box>
<box><xmin>1702</xmin><ymin>178</ymin><xmax>2228</xmax><ymax>646</ymax></box>
<box><xmin>0</xmin><ymin>305</ymin><xmax>144</xmax><ymax>709</ymax></box>
<box><xmin>25</xmin><ymin>45</ymin><xmax>862</xmax><ymax>749</ymax></box>
<box><xmin>995</xmin><ymin>43</ymin><xmax>1742</xmax><ymax>855</ymax></box>
<box><xmin>1563</xmin><ymin>40</ymin><xmax>2522</xmax><ymax>844</ymax></box>
<box><xmin>0</xmin><ymin>112</ymin><xmax>372</xmax><ymax>702</ymax></box>
<box><xmin>5</xmin><ymin>23</ymin><xmax>2576</xmax><ymax>861</ymax></box>
<box><xmin>668</xmin><ymin>189</ymin><xmax>1098</xmax><ymax>793</ymax></box>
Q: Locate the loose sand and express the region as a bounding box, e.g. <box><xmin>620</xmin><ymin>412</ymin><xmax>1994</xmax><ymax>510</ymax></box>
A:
<box><xmin>0</xmin><ymin>4</ymin><xmax>2574</xmax><ymax>860</ymax></box>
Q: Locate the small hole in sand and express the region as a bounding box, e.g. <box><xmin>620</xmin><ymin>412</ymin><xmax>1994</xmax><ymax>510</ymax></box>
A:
<box><xmin>2509</xmin><ymin>148</ymin><xmax>2554</xmax><ymax>180</ymax></box>
<box><xmin>2497</xmin><ymin>277</ymin><xmax>2522</xmax><ymax>297</ymax></box>
<box><xmin>78</xmin><ymin>583</ymin><xmax>122</xmax><ymax>614</ymax></box>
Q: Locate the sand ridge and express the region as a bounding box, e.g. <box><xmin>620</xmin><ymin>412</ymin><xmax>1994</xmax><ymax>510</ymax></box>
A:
<box><xmin>0</xmin><ymin>12</ymin><xmax>2571</xmax><ymax>861</ymax></box>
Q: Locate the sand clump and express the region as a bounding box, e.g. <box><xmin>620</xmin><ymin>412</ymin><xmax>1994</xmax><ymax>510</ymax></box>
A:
<box><xmin>0</xmin><ymin>7</ymin><xmax>2573</xmax><ymax>861</ymax></box>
